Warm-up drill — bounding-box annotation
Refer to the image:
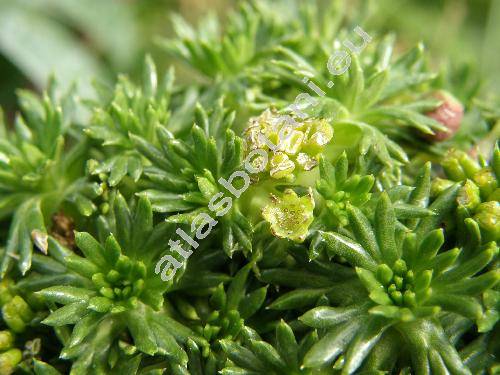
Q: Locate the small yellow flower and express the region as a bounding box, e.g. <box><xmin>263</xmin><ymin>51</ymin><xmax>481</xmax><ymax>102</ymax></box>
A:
<box><xmin>262</xmin><ymin>188</ymin><xmax>315</xmax><ymax>243</ymax></box>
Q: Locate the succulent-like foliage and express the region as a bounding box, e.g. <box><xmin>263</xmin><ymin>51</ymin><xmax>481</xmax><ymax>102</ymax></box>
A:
<box><xmin>219</xmin><ymin>320</ymin><xmax>320</xmax><ymax>375</ymax></box>
<box><xmin>159</xmin><ymin>1</ymin><xmax>294</xmax><ymax>108</ymax></box>
<box><xmin>183</xmin><ymin>264</ymin><xmax>267</xmax><ymax>343</ymax></box>
<box><xmin>155</xmin><ymin>263</ymin><xmax>270</xmax><ymax>374</ymax></box>
<box><xmin>298</xmin><ymin>187</ymin><xmax>498</xmax><ymax>373</ymax></box>
<box><xmin>253</xmin><ymin>37</ymin><xmax>447</xmax><ymax>167</ymax></box>
<box><xmin>0</xmin><ymin>277</ymin><xmax>62</xmax><ymax>374</ymax></box>
<box><xmin>36</xmin><ymin>195</ymin><xmax>227</xmax><ymax>374</ymax></box>
<box><xmin>0</xmin><ymin>81</ymin><xmax>99</xmax><ymax>276</ymax></box>
<box><xmin>133</xmin><ymin>102</ymin><xmax>254</xmax><ymax>257</ymax></box>
<box><xmin>86</xmin><ymin>57</ymin><xmax>197</xmax><ymax>187</ymax></box>
<box><xmin>459</xmin><ymin>329</ymin><xmax>500</xmax><ymax>374</ymax></box>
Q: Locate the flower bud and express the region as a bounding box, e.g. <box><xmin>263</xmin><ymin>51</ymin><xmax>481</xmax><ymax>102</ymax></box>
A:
<box><xmin>376</xmin><ymin>264</ymin><xmax>393</xmax><ymax>286</ymax></box>
<box><xmin>1</xmin><ymin>296</ymin><xmax>34</xmax><ymax>333</ymax></box>
<box><xmin>457</xmin><ymin>180</ymin><xmax>481</xmax><ymax>210</ymax></box>
<box><xmin>473</xmin><ymin>167</ymin><xmax>498</xmax><ymax>199</ymax></box>
<box><xmin>474</xmin><ymin>201</ymin><xmax>500</xmax><ymax>242</ymax></box>
<box><xmin>0</xmin><ymin>331</ymin><xmax>14</xmax><ymax>351</ymax></box>
<box><xmin>393</xmin><ymin>259</ymin><xmax>407</xmax><ymax>276</ymax></box>
<box><xmin>425</xmin><ymin>90</ymin><xmax>463</xmax><ymax>142</ymax></box>
<box><xmin>0</xmin><ymin>348</ymin><xmax>22</xmax><ymax>375</ymax></box>
<box><xmin>442</xmin><ymin>150</ymin><xmax>480</xmax><ymax>181</ymax></box>
<box><xmin>0</xmin><ymin>280</ymin><xmax>14</xmax><ymax>307</ymax></box>
<box><xmin>430</xmin><ymin>178</ymin><xmax>454</xmax><ymax>197</ymax></box>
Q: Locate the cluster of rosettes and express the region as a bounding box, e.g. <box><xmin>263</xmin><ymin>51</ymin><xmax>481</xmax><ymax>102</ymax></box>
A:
<box><xmin>433</xmin><ymin>148</ymin><xmax>500</xmax><ymax>242</ymax></box>
<box><xmin>244</xmin><ymin>109</ymin><xmax>333</xmax><ymax>180</ymax></box>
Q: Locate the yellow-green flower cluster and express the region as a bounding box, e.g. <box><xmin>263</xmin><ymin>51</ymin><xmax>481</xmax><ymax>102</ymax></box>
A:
<box><xmin>244</xmin><ymin>109</ymin><xmax>333</xmax><ymax>180</ymax></box>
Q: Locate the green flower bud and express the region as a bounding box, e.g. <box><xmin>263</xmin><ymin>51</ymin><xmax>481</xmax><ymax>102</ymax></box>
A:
<box><xmin>393</xmin><ymin>259</ymin><xmax>407</xmax><ymax>276</ymax></box>
<box><xmin>473</xmin><ymin>167</ymin><xmax>498</xmax><ymax>199</ymax></box>
<box><xmin>376</xmin><ymin>264</ymin><xmax>394</xmax><ymax>285</ymax></box>
<box><xmin>394</xmin><ymin>276</ymin><xmax>404</xmax><ymax>289</ymax></box>
<box><xmin>0</xmin><ymin>331</ymin><xmax>14</xmax><ymax>351</ymax></box>
<box><xmin>390</xmin><ymin>290</ymin><xmax>403</xmax><ymax>305</ymax></box>
<box><xmin>457</xmin><ymin>179</ymin><xmax>481</xmax><ymax>210</ymax></box>
<box><xmin>245</xmin><ymin>109</ymin><xmax>333</xmax><ymax>180</ymax></box>
<box><xmin>414</xmin><ymin>270</ymin><xmax>433</xmax><ymax>292</ymax></box>
<box><xmin>100</xmin><ymin>287</ymin><xmax>115</xmax><ymax>299</ymax></box>
<box><xmin>0</xmin><ymin>349</ymin><xmax>22</xmax><ymax>375</ymax></box>
<box><xmin>403</xmin><ymin>291</ymin><xmax>417</xmax><ymax>307</ymax></box>
<box><xmin>442</xmin><ymin>149</ymin><xmax>483</xmax><ymax>180</ymax></box>
<box><xmin>262</xmin><ymin>188</ymin><xmax>315</xmax><ymax>243</ymax></box>
<box><xmin>430</xmin><ymin>177</ymin><xmax>454</xmax><ymax>198</ymax></box>
<box><xmin>106</xmin><ymin>270</ymin><xmax>121</xmax><ymax>283</ymax></box>
<box><xmin>116</xmin><ymin>255</ymin><xmax>132</xmax><ymax>274</ymax></box>
<box><xmin>2</xmin><ymin>296</ymin><xmax>33</xmax><ymax>333</ymax></box>
<box><xmin>0</xmin><ymin>280</ymin><xmax>14</xmax><ymax>307</ymax></box>
<box><xmin>444</xmin><ymin>158</ymin><xmax>466</xmax><ymax>181</ymax></box>
<box><xmin>474</xmin><ymin>201</ymin><xmax>500</xmax><ymax>242</ymax></box>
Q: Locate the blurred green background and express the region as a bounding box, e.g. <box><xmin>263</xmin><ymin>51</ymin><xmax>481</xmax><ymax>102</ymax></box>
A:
<box><xmin>0</xmin><ymin>0</ymin><xmax>498</xmax><ymax>114</ymax></box>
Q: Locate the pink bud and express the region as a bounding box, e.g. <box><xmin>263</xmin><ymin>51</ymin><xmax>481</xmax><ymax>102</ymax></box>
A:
<box><xmin>426</xmin><ymin>91</ymin><xmax>463</xmax><ymax>142</ymax></box>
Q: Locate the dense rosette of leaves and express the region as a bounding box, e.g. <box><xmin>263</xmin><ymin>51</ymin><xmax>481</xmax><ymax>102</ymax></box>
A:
<box><xmin>133</xmin><ymin>107</ymin><xmax>254</xmax><ymax>257</ymax></box>
<box><xmin>85</xmin><ymin>56</ymin><xmax>198</xmax><ymax>187</ymax></box>
<box><xmin>316</xmin><ymin>152</ymin><xmax>374</xmax><ymax>228</ymax></box>
<box><xmin>0</xmin><ymin>80</ymin><xmax>100</xmax><ymax>276</ymax></box>
<box><xmin>298</xmin><ymin>187</ymin><xmax>499</xmax><ymax>373</ymax></box>
<box><xmin>35</xmin><ymin>195</ymin><xmax>229</xmax><ymax>374</ymax></box>
<box><xmin>256</xmin><ymin>166</ymin><xmax>498</xmax><ymax>374</ymax></box>
<box><xmin>219</xmin><ymin>320</ymin><xmax>320</xmax><ymax>375</ymax></box>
